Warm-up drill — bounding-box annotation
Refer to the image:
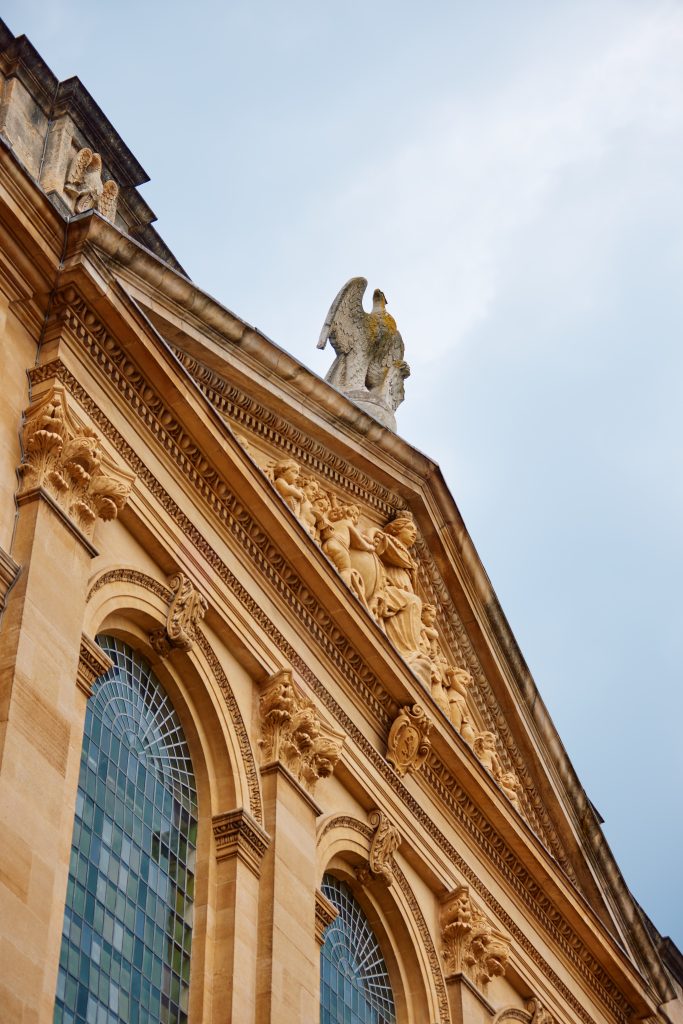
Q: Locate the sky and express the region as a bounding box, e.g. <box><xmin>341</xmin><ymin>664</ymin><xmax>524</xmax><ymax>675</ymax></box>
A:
<box><xmin>5</xmin><ymin>1</ymin><xmax>682</xmax><ymax>947</ymax></box>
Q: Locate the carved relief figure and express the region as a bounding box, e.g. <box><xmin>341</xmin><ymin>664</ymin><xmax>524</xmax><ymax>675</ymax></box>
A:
<box><xmin>271</xmin><ymin>458</ymin><xmax>305</xmax><ymax>515</ymax></box>
<box><xmin>444</xmin><ymin>666</ymin><xmax>477</xmax><ymax>744</ymax></box>
<box><xmin>64</xmin><ymin>147</ymin><xmax>119</xmax><ymax>221</ymax></box>
<box><xmin>419</xmin><ymin>603</ymin><xmax>453</xmax><ymax>715</ymax></box>
<box><xmin>317</xmin><ymin>277</ymin><xmax>410</xmax><ymax>429</ymax></box>
<box><xmin>473</xmin><ymin>732</ymin><xmax>503</xmax><ymax>777</ymax></box>
<box><xmin>320</xmin><ymin>503</ymin><xmax>375</xmax><ymax>606</ymax></box>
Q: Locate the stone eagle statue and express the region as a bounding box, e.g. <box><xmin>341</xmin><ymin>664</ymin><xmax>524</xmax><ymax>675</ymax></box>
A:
<box><xmin>317</xmin><ymin>277</ymin><xmax>410</xmax><ymax>430</ymax></box>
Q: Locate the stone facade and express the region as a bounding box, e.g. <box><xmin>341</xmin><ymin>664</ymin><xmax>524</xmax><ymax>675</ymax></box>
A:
<box><xmin>0</xmin><ymin>18</ymin><xmax>681</xmax><ymax>1024</ymax></box>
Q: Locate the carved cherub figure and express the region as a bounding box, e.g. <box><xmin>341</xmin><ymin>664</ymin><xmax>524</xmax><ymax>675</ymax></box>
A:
<box><xmin>444</xmin><ymin>666</ymin><xmax>477</xmax><ymax>744</ymax></box>
<box><xmin>299</xmin><ymin>479</ymin><xmax>321</xmax><ymax>537</ymax></box>
<box><xmin>272</xmin><ymin>458</ymin><xmax>305</xmax><ymax>515</ymax></box>
<box><xmin>473</xmin><ymin>731</ymin><xmax>503</xmax><ymax>777</ymax></box>
<box><xmin>320</xmin><ymin>503</ymin><xmax>375</xmax><ymax>605</ymax></box>
<box><xmin>419</xmin><ymin>603</ymin><xmax>451</xmax><ymax>714</ymax></box>
<box><xmin>497</xmin><ymin>770</ymin><xmax>520</xmax><ymax>810</ymax></box>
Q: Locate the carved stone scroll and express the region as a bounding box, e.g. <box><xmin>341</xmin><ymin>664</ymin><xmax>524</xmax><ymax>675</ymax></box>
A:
<box><xmin>212</xmin><ymin>808</ymin><xmax>270</xmax><ymax>878</ymax></box>
<box><xmin>356</xmin><ymin>809</ymin><xmax>402</xmax><ymax>886</ymax></box>
<box><xmin>386</xmin><ymin>704</ymin><xmax>431</xmax><ymax>777</ymax></box>
<box><xmin>315</xmin><ymin>888</ymin><xmax>339</xmax><ymax>945</ymax></box>
<box><xmin>527</xmin><ymin>997</ymin><xmax>556</xmax><ymax>1024</ymax></box>
<box><xmin>149</xmin><ymin>572</ymin><xmax>208</xmax><ymax>655</ymax></box>
<box><xmin>258</xmin><ymin>669</ymin><xmax>345</xmax><ymax>795</ymax></box>
<box><xmin>77</xmin><ymin>633</ymin><xmax>113</xmax><ymax>699</ymax></box>
<box><xmin>441</xmin><ymin>885</ymin><xmax>511</xmax><ymax>993</ymax></box>
<box><xmin>17</xmin><ymin>386</ymin><xmax>134</xmax><ymax>540</ymax></box>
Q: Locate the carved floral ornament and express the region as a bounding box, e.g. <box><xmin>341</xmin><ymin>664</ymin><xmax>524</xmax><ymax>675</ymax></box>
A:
<box><xmin>440</xmin><ymin>884</ymin><xmax>511</xmax><ymax>993</ymax></box>
<box><xmin>259</xmin><ymin>453</ymin><xmax>522</xmax><ymax>808</ymax></box>
<box><xmin>258</xmin><ymin>669</ymin><xmax>345</xmax><ymax>795</ymax></box>
<box><xmin>17</xmin><ymin>386</ymin><xmax>134</xmax><ymax>540</ymax></box>
<box><xmin>150</xmin><ymin>572</ymin><xmax>208</xmax><ymax>656</ymax></box>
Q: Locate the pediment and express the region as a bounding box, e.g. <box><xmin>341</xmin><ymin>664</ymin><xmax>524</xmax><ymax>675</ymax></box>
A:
<box><xmin>61</xmin><ymin>220</ymin><xmax>670</xmax><ymax>1006</ymax></box>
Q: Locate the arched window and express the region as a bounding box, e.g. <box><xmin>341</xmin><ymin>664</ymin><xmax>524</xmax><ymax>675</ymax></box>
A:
<box><xmin>55</xmin><ymin>636</ymin><xmax>197</xmax><ymax>1024</ymax></box>
<box><xmin>320</xmin><ymin>873</ymin><xmax>396</xmax><ymax>1024</ymax></box>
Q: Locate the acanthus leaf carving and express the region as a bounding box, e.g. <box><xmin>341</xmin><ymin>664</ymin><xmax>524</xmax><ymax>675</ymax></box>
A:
<box><xmin>258</xmin><ymin>669</ymin><xmax>344</xmax><ymax>794</ymax></box>
<box><xmin>356</xmin><ymin>809</ymin><xmax>401</xmax><ymax>886</ymax></box>
<box><xmin>441</xmin><ymin>884</ymin><xmax>511</xmax><ymax>993</ymax></box>
<box><xmin>149</xmin><ymin>571</ymin><xmax>208</xmax><ymax>655</ymax></box>
<box><xmin>386</xmin><ymin>703</ymin><xmax>431</xmax><ymax>777</ymax></box>
<box><xmin>18</xmin><ymin>386</ymin><xmax>133</xmax><ymax>539</ymax></box>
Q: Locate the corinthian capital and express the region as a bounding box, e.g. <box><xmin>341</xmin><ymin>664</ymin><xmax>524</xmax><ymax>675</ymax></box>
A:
<box><xmin>18</xmin><ymin>386</ymin><xmax>134</xmax><ymax>539</ymax></box>
<box><xmin>440</xmin><ymin>884</ymin><xmax>510</xmax><ymax>993</ymax></box>
<box><xmin>258</xmin><ymin>669</ymin><xmax>344</xmax><ymax>794</ymax></box>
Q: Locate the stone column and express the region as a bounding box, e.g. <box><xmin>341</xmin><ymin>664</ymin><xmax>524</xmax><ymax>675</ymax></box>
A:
<box><xmin>0</xmin><ymin>384</ymin><xmax>132</xmax><ymax>1024</ymax></box>
<box><xmin>211</xmin><ymin>808</ymin><xmax>270</xmax><ymax>1023</ymax></box>
<box><xmin>255</xmin><ymin>669</ymin><xmax>344</xmax><ymax>1024</ymax></box>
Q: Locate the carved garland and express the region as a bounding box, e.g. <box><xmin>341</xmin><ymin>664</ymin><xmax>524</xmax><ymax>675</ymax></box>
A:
<box><xmin>86</xmin><ymin>568</ymin><xmax>263</xmax><ymax>823</ymax></box>
<box><xmin>179</xmin><ymin>348</ymin><xmax>570</xmax><ymax>869</ymax></box>
<box><xmin>44</xmin><ymin>293</ymin><xmax>632</xmax><ymax>1023</ymax></box>
<box><xmin>318</xmin><ymin>814</ymin><xmax>449</xmax><ymax>1024</ymax></box>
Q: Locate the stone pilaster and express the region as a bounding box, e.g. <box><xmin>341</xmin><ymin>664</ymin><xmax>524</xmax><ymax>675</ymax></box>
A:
<box><xmin>0</xmin><ymin>384</ymin><xmax>133</xmax><ymax>1024</ymax></box>
<box><xmin>211</xmin><ymin>808</ymin><xmax>270</xmax><ymax>1023</ymax></box>
<box><xmin>255</xmin><ymin>668</ymin><xmax>345</xmax><ymax>1024</ymax></box>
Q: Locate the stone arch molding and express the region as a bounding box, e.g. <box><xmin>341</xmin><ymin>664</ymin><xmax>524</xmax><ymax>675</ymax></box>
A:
<box><xmin>85</xmin><ymin>566</ymin><xmax>262</xmax><ymax>823</ymax></box>
<box><xmin>317</xmin><ymin>813</ymin><xmax>450</xmax><ymax>1024</ymax></box>
<box><xmin>493</xmin><ymin>999</ymin><xmax>558</xmax><ymax>1024</ymax></box>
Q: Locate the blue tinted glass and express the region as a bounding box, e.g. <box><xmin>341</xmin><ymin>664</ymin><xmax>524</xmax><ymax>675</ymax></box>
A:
<box><xmin>54</xmin><ymin>637</ymin><xmax>197</xmax><ymax>1024</ymax></box>
<box><xmin>320</xmin><ymin>875</ymin><xmax>396</xmax><ymax>1024</ymax></box>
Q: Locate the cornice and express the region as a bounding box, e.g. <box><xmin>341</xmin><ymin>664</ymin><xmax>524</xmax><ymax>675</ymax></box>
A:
<box><xmin>31</xmin><ymin>289</ymin><xmax>664</xmax><ymax>1021</ymax></box>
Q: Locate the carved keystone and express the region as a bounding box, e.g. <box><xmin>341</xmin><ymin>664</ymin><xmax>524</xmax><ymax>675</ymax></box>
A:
<box><xmin>150</xmin><ymin>572</ymin><xmax>208</xmax><ymax>656</ymax></box>
<box><xmin>258</xmin><ymin>669</ymin><xmax>344</xmax><ymax>795</ymax></box>
<box><xmin>356</xmin><ymin>809</ymin><xmax>401</xmax><ymax>887</ymax></box>
<box><xmin>386</xmin><ymin>704</ymin><xmax>431</xmax><ymax>777</ymax></box>
<box><xmin>17</xmin><ymin>386</ymin><xmax>134</xmax><ymax>540</ymax></box>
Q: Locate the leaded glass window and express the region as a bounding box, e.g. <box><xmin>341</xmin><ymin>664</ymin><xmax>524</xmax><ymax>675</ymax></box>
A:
<box><xmin>54</xmin><ymin>636</ymin><xmax>197</xmax><ymax>1024</ymax></box>
<box><xmin>320</xmin><ymin>874</ymin><xmax>396</xmax><ymax>1024</ymax></box>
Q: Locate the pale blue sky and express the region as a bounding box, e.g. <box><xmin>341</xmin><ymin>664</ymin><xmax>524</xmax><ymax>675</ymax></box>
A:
<box><xmin>6</xmin><ymin>1</ymin><xmax>682</xmax><ymax>945</ymax></box>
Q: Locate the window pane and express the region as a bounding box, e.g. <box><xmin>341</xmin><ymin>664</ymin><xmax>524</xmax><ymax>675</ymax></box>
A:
<box><xmin>55</xmin><ymin>637</ymin><xmax>197</xmax><ymax>1024</ymax></box>
<box><xmin>320</xmin><ymin>874</ymin><xmax>396</xmax><ymax>1024</ymax></box>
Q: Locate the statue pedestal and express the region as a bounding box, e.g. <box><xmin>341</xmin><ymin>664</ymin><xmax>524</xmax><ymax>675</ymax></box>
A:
<box><xmin>343</xmin><ymin>388</ymin><xmax>397</xmax><ymax>431</ymax></box>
